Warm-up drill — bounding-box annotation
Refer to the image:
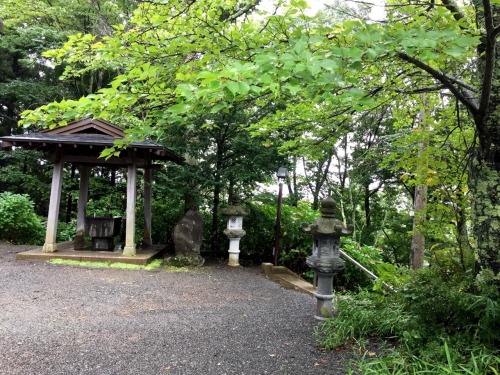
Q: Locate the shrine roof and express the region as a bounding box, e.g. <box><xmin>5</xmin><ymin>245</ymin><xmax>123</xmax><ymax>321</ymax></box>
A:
<box><xmin>0</xmin><ymin>118</ymin><xmax>184</xmax><ymax>164</ymax></box>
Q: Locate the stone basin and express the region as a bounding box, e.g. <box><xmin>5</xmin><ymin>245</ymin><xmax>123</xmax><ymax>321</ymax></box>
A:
<box><xmin>84</xmin><ymin>216</ymin><xmax>122</xmax><ymax>251</ymax></box>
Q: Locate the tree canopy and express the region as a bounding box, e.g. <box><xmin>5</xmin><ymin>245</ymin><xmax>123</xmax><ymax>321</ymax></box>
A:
<box><xmin>0</xmin><ymin>0</ymin><xmax>496</xmax><ymax>275</ymax></box>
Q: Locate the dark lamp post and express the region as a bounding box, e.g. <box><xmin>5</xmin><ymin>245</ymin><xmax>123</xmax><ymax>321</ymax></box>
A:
<box><xmin>273</xmin><ymin>167</ymin><xmax>288</xmax><ymax>266</ymax></box>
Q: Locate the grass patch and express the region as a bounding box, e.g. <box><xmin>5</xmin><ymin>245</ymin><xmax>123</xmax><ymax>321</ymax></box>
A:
<box><xmin>315</xmin><ymin>268</ymin><xmax>500</xmax><ymax>375</ymax></box>
<box><xmin>48</xmin><ymin>258</ymin><xmax>188</xmax><ymax>272</ymax></box>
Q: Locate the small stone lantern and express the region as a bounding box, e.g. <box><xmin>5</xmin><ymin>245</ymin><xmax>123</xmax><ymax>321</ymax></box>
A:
<box><xmin>302</xmin><ymin>196</ymin><xmax>353</xmax><ymax>321</ymax></box>
<box><xmin>221</xmin><ymin>194</ymin><xmax>249</xmax><ymax>267</ymax></box>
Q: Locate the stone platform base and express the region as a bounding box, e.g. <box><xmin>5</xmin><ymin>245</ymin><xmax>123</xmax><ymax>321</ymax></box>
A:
<box><xmin>16</xmin><ymin>241</ymin><xmax>165</xmax><ymax>266</ymax></box>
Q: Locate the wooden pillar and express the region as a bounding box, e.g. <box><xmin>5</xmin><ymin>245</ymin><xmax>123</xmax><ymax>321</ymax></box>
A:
<box><xmin>74</xmin><ymin>166</ymin><xmax>90</xmax><ymax>250</ymax></box>
<box><xmin>123</xmin><ymin>163</ymin><xmax>137</xmax><ymax>256</ymax></box>
<box><xmin>143</xmin><ymin>167</ymin><xmax>153</xmax><ymax>247</ymax></box>
<box><xmin>43</xmin><ymin>160</ymin><xmax>64</xmax><ymax>252</ymax></box>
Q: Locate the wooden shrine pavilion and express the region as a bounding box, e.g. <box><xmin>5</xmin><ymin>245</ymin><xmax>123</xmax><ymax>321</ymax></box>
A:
<box><xmin>0</xmin><ymin>118</ymin><xmax>183</xmax><ymax>262</ymax></box>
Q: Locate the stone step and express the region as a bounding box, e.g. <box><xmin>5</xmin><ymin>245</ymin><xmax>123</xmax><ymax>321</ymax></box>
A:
<box><xmin>261</xmin><ymin>263</ymin><xmax>316</xmax><ymax>296</ymax></box>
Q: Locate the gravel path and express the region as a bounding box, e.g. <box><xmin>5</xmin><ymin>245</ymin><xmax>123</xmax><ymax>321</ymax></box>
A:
<box><xmin>0</xmin><ymin>243</ymin><xmax>348</xmax><ymax>374</ymax></box>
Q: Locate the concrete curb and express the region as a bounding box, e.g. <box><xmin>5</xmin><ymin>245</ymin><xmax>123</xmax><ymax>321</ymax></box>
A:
<box><xmin>261</xmin><ymin>262</ymin><xmax>316</xmax><ymax>296</ymax></box>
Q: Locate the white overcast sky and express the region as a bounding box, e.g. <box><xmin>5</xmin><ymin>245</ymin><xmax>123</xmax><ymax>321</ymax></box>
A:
<box><xmin>258</xmin><ymin>0</ymin><xmax>386</xmax><ymax>20</ymax></box>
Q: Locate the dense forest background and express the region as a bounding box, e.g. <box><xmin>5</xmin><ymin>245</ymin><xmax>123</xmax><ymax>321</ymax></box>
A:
<box><xmin>0</xmin><ymin>0</ymin><xmax>499</xmax><ymax>373</ymax></box>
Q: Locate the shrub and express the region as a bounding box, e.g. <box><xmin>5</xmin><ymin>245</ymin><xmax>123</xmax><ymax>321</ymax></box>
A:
<box><xmin>237</xmin><ymin>194</ymin><xmax>277</xmax><ymax>262</ymax></box>
<box><xmin>0</xmin><ymin>192</ymin><xmax>44</xmax><ymax>245</ymax></box>
<box><xmin>56</xmin><ymin>220</ymin><xmax>77</xmax><ymax>242</ymax></box>
<box><xmin>316</xmin><ymin>268</ymin><xmax>500</xmax><ymax>374</ymax></box>
<box><xmin>335</xmin><ymin>238</ymin><xmax>387</xmax><ymax>290</ymax></box>
<box><xmin>237</xmin><ymin>196</ymin><xmax>316</xmax><ymax>269</ymax></box>
<box><xmin>240</xmin><ymin>196</ymin><xmax>391</xmax><ymax>287</ymax></box>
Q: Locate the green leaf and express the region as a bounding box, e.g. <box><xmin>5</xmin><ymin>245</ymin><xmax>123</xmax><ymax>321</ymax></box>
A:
<box><xmin>293</xmin><ymin>40</ymin><xmax>307</xmax><ymax>55</ymax></box>
<box><xmin>238</xmin><ymin>81</ymin><xmax>250</xmax><ymax>95</ymax></box>
<box><xmin>319</xmin><ymin>59</ymin><xmax>338</xmax><ymax>71</ymax></box>
<box><xmin>169</xmin><ymin>103</ymin><xmax>190</xmax><ymax>114</ymax></box>
<box><xmin>226</xmin><ymin>81</ymin><xmax>240</xmax><ymax>95</ymax></box>
<box><xmin>444</xmin><ymin>45</ymin><xmax>467</xmax><ymax>58</ymax></box>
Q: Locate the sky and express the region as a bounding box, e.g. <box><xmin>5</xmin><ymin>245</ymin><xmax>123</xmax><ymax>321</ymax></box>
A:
<box><xmin>258</xmin><ymin>0</ymin><xmax>386</xmax><ymax>21</ymax></box>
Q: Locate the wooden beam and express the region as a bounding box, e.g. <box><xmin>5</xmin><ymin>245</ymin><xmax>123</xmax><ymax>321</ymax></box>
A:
<box><xmin>55</xmin><ymin>154</ymin><xmax>147</xmax><ymax>166</ymax></box>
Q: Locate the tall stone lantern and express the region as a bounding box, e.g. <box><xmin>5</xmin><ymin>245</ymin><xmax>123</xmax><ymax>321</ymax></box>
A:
<box><xmin>222</xmin><ymin>194</ymin><xmax>249</xmax><ymax>267</ymax></box>
<box><xmin>302</xmin><ymin>196</ymin><xmax>353</xmax><ymax>321</ymax></box>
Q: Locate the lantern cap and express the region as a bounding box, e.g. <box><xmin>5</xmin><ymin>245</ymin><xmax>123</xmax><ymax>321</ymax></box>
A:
<box><xmin>221</xmin><ymin>194</ymin><xmax>249</xmax><ymax>216</ymax></box>
<box><xmin>229</xmin><ymin>193</ymin><xmax>241</xmax><ymax>205</ymax></box>
<box><xmin>320</xmin><ymin>197</ymin><xmax>336</xmax><ymax>217</ymax></box>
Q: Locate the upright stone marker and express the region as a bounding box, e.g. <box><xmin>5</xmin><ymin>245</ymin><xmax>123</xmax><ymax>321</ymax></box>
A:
<box><xmin>170</xmin><ymin>209</ymin><xmax>205</xmax><ymax>266</ymax></box>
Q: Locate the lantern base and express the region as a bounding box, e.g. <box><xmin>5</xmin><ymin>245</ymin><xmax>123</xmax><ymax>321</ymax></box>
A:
<box><xmin>314</xmin><ymin>292</ymin><xmax>336</xmax><ymax>320</ymax></box>
<box><xmin>228</xmin><ymin>252</ymin><xmax>240</xmax><ymax>267</ymax></box>
<box><xmin>227</xmin><ymin>237</ymin><xmax>241</xmax><ymax>266</ymax></box>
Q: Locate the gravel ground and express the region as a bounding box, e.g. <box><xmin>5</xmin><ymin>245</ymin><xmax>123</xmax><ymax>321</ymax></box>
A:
<box><xmin>0</xmin><ymin>243</ymin><xmax>349</xmax><ymax>375</ymax></box>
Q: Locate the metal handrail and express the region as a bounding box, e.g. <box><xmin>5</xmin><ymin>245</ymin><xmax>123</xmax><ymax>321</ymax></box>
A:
<box><xmin>339</xmin><ymin>249</ymin><xmax>394</xmax><ymax>291</ymax></box>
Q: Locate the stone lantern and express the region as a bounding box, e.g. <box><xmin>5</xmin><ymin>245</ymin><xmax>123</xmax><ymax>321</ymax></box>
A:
<box><xmin>302</xmin><ymin>196</ymin><xmax>353</xmax><ymax>321</ymax></box>
<box><xmin>221</xmin><ymin>194</ymin><xmax>249</xmax><ymax>267</ymax></box>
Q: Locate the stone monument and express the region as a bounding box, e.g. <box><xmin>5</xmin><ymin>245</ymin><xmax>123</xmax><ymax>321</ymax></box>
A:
<box><xmin>169</xmin><ymin>208</ymin><xmax>205</xmax><ymax>266</ymax></box>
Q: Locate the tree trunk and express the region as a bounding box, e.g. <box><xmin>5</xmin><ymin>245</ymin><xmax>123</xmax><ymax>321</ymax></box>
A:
<box><xmin>469</xmin><ymin>156</ymin><xmax>500</xmax><ymax>274</ymax></box>
<box><xmin>410</xmin><ymin>185</ymin><xmax>427</xmax><ymax>269</ymax></box>
<box><xmin>210</xmin><ymin>143</ymin><xmax>224</xmax><ymax>257</ymax></box>
<box><xmin>469</xmin><ymin>1</ymin><xmax>500</xmax><ymax>274</ymax></box>
<box><xmin>211</xmin><ymin>179</ymin><xmax>221</xmax><ymax>257</ymax></box>
<box><xmin>287</xmin><ymin>156</ymin><xmax>299</xmax><ymax>206</ymax></box>
<box><xmin>455</xmin><ymin>192</ymin><xmax>473</xmax><ymax>272</ymax></box>
<box><xmin>65</xmin><ymin>165</ymin><xmax>76</xmax><ymax>223</ymax></box>
<box><xmin>410</xmin><ymin>102</ymin><xmax>428</xmax><ymax>270</ymax></box>
<box><xmin>110</xmin><ymin>168</ymin><xmax>116</xmax><ymax>186</ymax></box>
<box><xmin>364</xmin><ymin>183</ymin><xmax>371</xmax><ymax>228</ymax></box>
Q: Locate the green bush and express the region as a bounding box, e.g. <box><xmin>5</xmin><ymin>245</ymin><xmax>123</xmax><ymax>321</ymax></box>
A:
<box><xmin>236</xmin><ymin>194</ymin><xmax>277</xmax><ymax>262</ymax></box>
<box><xmin>237</xmin><ymin>196</ymin><xmax>317</xmax><ymax>268</ymax></box>
<box><xmin>0</xmin><ymin>192</ymin><xmax>44</xmax><ymax>245</ymax></box>
<box><xmin>335</xmin><ymin>238</ymin><xmax>387</xmax><ymax>290</ymax></box>
<box><xmin>239</xmin><ymin>196</ymin><xmax>391</xmax><ymax>286</ymax></box>
<box><xmin>56</xmin><ymin>220</ymin><xmax>77</xmax><ymax>242</ymax></box>
<box><xmin>316</xmin><ymin>268</ymin><xmax>500</xmax><ymax>374</ymax></box>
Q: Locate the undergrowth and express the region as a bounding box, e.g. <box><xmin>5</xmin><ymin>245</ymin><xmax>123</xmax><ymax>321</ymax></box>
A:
<box><xmin>49</xmin><ymin>258</ymin><xmax>188</xmax><ymax>271</ymax></box>
<box><xmin>315</xmin><ymin>268</ymin><xmax>500</xmax><ymax>374</ymax></box>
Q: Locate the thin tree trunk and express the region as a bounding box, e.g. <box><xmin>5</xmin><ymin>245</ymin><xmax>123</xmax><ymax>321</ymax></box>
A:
<box><xmin>210</xmin><ymin>143</ymin><xmax>224</xmax><ymax>257</ymax></box>
<box><xmin>410</xmin><ymin>102</ymin><xmax>428</xmax><ymax>270</ymax></box>
<box><xmin>411</xmin><ymin>185</ymin><xmax>427</xmax><ymax>269</ymax></box>
<box><xmin>349</xmin><ymin>184</ymin><xmax>356</xmax><ymax>239</ymax></box>
<box><xmin>65</xmin><ymin>165</ymin><xmax>76</xmax><ymax>223</ymax></box>
<box><xmin>456</xmin><ymin>195</ymin><xmax>473</xmax><ymax>272</ymax></box>
<box><xmin>110</xmin><ymin>168</ymin><xmax>116</xmax><ymax>186</ymax></box>
<box><xmin>364</xmin><ymin>183</ymin><xmax>371</xmax><ymax>228</ymax></box>
<box><xmin>287</xmin><ymin>156</ymin><xmax>299</xmax><ymax>206</ymax></box>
